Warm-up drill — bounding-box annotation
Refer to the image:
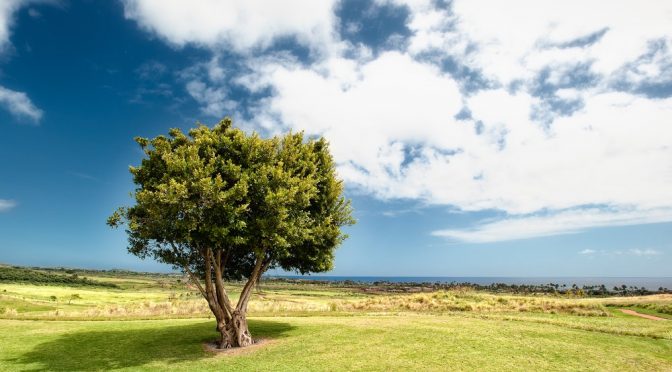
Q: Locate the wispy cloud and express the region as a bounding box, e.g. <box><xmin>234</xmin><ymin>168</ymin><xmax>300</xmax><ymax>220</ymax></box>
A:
<box><xmin>0</xmin><ymin>199</ymin><xmax>17</xmax><ymax>212</ymax></box>
<box><xmin>381</xmin><ymin>207</ymin><xmax>423</xmax><ymax>218</ymax></box>
<box><xmin>1</xmin><ymin>0</ymin><xmax>47</xmax><ymax>123</ymax></box>
<box><xmin>625</xmin><ymin>248</ymin><xmax>662</xmax><ymax>257</ymax></box>
<box><xmin>432</xmin><ymin>207</ymin><xmax>672</xmax><ymax>243</ymax></box>
<box><xmin>0</xmin><ymin>86</ymin><xmax>43</xmax><ymax>122</ymax></box>
<box><xmin>67</xmin><ymin>171</ymin><xmax>99</xmax><ymax>182</ymax></box>
<box><xmin>578</xmin><ymin>248</ymin><xmax>662</xmax><ymax>257</ymax></box>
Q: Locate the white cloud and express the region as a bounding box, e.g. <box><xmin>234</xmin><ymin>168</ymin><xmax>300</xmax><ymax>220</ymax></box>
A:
<box><xmin>626</xmin><ymin>249</ymin><xmax>662</xmax><ymax>256</ymax></box>
<box><xmin>0</xmin><ymin>0</ymin><xmax>23</xmax><ymax>52</ymax></box>
<box><xmin>432</xmin><ymin>208</ymin><xmax>672</xmax><ymax>243</ymax></box>
<box><xmin>0</xmin><ymin>199</ymin><xmax>17</xmax><ymax>212</ymax></box>
<box><xmin>578</xmin><ymin>248</ymin><xmax>662</xmax><ymax>257</ymax></box>
<box><xmin>0</xmin><ymin>0</ymin><xmax>45</xmax><ymax>122</ymax></box>
<box><xmin>0</xmin><ymin>85</ymin><xmax>42</xmax><ymax>122</ymax></box>
<box><xmin>401</xmin><ymin>0</ymin><xmax>672</xmax><ymax>86</ymax></box>
<box><xmin>0</xmin><ymin>0</ymin><xmax>53</xmax><ymax>52</ymax></box>
<box><xmin>185</xmin><ymin>80</ymin><xmax>237</xmax><ymax>118</ymax></box>
<box><xmin>243</xmin><ymin>60</ymin><xmax>672</xmax><ymax>217</ymax></box>
<box><xmin>121</xmin><ymin>0</ymin><xmax>340</xmax><ymax>54</ymax></box>
<box><xmin>239</xmin><ymin>51</ymin><xmax>472</xmax><ymax>200</ymax></box>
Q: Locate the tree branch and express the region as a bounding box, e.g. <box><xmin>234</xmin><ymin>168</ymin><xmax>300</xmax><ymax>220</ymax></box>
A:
<box><xmin>183</xmin><ymin>264</ymin><xmax>207</xmax><ymax>299</ymax></box>
<box><xmin>168</xmin><ymin>242</ymin><xmax>206</xmax><ymax>299</ymax></box>
<box><xmin>211</xmin><ymin>248</ymin><xmax>233</xmax><ymax>318</ymax></box>
<box><xmin>203</xmin><ymin>247</ymin><xmax>226</xmax><ymax>321</ymax></box>
<box><xmin>236</xmin><ymin>250</ymin><xmax>267</xmax><ymax>312</ymax></box>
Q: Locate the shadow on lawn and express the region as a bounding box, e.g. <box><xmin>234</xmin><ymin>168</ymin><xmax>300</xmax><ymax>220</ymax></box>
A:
<box><xmin>11</xmin><ymin>319</ymin><xmax>294</xmax><ymax>371</ymax></box>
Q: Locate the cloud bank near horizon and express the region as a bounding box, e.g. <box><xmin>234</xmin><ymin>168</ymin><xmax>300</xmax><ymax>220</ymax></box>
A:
<box><xmin>123</xmin><ymin>0</ymin><xmax>672</xmax><ymax>242</ymax></box>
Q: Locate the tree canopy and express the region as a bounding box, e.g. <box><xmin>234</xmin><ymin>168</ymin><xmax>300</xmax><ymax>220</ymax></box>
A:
<box><xmin>108</xmin><ymin>118</ymin><xmax>354</xmax><ymax>347</ymax></box>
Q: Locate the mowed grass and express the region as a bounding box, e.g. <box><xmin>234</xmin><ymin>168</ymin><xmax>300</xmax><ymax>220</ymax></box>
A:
<box><xmin>0</xmin><ymin>314</ymin><xmax>671</xmax><ymax>371</ymax></box>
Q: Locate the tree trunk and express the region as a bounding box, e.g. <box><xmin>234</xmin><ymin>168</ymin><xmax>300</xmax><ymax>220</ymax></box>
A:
<box><xmin>188</xmin><ymin>247</ymin><xmax>268</xmax><ymax>349</ymax></box>
<box><xmin>219</xmin><ymin>310</ymin><xmax>253</xmax><ymax>348</ymax></box>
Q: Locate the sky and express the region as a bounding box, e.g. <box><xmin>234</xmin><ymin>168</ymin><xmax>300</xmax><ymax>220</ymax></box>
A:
<box><xmin>0</xmin><ymin>0</ymin><xmax>671</xmax><ymax>276</ymax></box>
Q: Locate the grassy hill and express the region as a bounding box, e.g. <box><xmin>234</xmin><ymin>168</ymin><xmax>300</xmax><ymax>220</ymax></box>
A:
<box><xmin>0</xmin><ymin>265</ymin><xmax>118</xmax><ymax>288</ymax></box>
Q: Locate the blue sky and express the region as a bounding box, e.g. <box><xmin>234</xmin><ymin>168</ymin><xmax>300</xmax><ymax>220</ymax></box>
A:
<box><xmin>0</xmin><ymin>0</ymin><xmax>671</xmax><ymax>276</ymax></box>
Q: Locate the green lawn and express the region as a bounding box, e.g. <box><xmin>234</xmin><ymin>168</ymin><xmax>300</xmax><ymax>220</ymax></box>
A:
<box><xmin>0</xmin><ymin>314</ymin><xmax>671</xmax><ymax>371</ymax></box>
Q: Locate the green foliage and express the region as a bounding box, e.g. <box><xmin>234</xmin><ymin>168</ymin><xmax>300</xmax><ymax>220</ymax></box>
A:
<box><xmin>0</xmin><ymin>266</ymin><xmax>118</xmax><ymax>288</ymax></box>
<box><xmin>109</xmin><ymin>118</ymin><xmax>354</xmax><ymax>279</ymax></box>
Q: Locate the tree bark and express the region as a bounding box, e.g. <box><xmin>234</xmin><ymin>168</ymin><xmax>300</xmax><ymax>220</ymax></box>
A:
<box><xmin>220</xmin><ymin>310</ymin><xmax>253</xmax><ymax>348</ymax></box>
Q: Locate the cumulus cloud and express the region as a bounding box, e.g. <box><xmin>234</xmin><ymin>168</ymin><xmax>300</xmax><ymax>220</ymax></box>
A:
<box><xmin>0</xmin><ymin>85</ymin><xmax>43</xmax><ymax>121</ymax></box>
<box><xmin>239</xmin><ymin>51</ymin><xmax>466</xmax><ymax>196</ymax></box>
<box><xmin>0</xmin><ymin>199</ymin><xmax>17</xmax><ymax>212</ymax></box>
<box><xmin>242</xmin><ymin>60</ymin><xmax>672</xmax><ymax>218</ymax></box>
<box><xmin>401</xmin><ymin>0</ymin><xmax>672</xmax><ymax>87</ymax></box>
<box><xmin>127</xmin><ymin>0</ymin><xmax>672</xmax><ymax>242</ymax></box>
<box><xmin>121</xmin><ymin>0</ymin><xmax>340</xmax><ymax>53</ymax></box>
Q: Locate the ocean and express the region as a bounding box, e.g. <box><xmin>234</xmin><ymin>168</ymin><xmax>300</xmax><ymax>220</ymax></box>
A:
<box><xmin>270</xmin><ymin>276</ymin><xmax>672</xmax><ymax>290</ymax></box>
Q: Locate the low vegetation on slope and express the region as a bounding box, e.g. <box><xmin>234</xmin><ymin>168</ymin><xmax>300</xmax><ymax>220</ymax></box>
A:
<box><xmin>0</xmin><ymin>265</ymin><xmax>118</xmax><ymax>288</ymax></box>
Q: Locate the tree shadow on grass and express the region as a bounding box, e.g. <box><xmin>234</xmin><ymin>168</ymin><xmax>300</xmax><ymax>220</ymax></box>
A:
<box><xmin>10</xmin><ymin>319</ymin><xmax>294</xmax><ymax>371</ymax></box>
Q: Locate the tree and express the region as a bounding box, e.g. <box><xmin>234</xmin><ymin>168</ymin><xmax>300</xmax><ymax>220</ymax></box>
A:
<box><xmin>69</xmin><ymin>294</ymin><xmax>81</xmax><ymax>304</ymax></box>
<box><xmin>108</xmin><ymin>118</ymin><xmax>354</xmax><ymax>348</ymax></box>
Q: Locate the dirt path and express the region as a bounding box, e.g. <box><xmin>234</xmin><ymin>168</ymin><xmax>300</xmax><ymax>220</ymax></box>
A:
<box><xmin>620</xmin><ymin>309</ymin><xmax>668</xmax><ymax>321</ymax></box>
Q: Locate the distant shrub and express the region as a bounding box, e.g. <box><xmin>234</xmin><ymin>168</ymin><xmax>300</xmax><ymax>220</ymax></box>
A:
<box><xmin>69</xmin><ymin>294</ymin><xmax>81</xmax><ymax>304</ymax></box>
<box><xmin>0</xmin><ymin>307</ymin><xmax>17</xmax><ymax>316</ymax></box>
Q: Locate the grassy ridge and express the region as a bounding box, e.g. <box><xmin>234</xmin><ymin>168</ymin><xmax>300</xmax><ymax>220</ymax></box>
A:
<box><xmin>0</xmin><ymin>266</ymin><xmax>118</xmax><ymax>288</ymax></box>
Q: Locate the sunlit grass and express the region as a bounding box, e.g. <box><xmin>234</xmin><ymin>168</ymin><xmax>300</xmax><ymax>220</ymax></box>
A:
<box><xmin>1</xmin><ymin>315</ymin><xmax>670</xmax><ymax>371</ymax></box>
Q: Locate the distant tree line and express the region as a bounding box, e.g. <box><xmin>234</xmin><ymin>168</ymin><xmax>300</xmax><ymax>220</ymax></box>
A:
<box><xmin>265</xmin><ymin>278</ymin><xmax>671</xmax><ymax>297</ymax></box>
<box><xmin>0</xmin><ymin>266</ymin><xmax>118</xmax><ymax>288</ymax></box>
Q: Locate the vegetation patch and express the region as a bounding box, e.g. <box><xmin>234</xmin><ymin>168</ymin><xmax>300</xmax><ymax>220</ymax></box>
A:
<box><xmin>329</xmin><ymin>291</ymin><xmax>610</xmax><ymax>316</ymax></box>
<box><xmin>0</xmin><ymin>266</ymin><xmax>118</xmax><ymax>288</ymax></box>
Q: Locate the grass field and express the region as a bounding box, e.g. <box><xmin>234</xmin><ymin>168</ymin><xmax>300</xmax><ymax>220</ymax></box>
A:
<box><xmin>1</xmin><ymin>269</ymin><xmax>671</xmax><ymax>371</ymax></box>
